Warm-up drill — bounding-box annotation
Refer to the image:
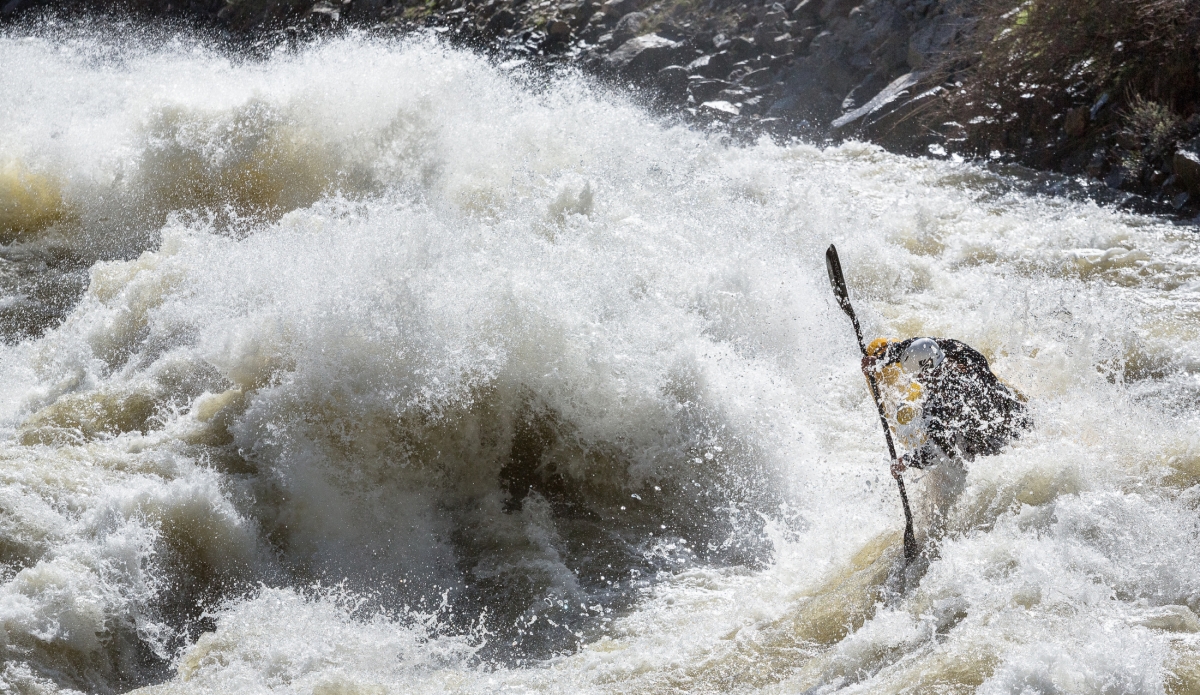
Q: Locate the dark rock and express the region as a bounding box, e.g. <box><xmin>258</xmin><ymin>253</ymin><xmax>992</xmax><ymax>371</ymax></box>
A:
<box><xmin>656</xmin><ymin>65</ymin><xmax>690</xmax><ymax>97</ymax></box>
<box><xmin>727</xmin><ymin>61</ymin><xmax>752</xmax><ymax>82</ymax></box>
<box><xmin>771</xmin><ymin>33</ymin><xmax>798</xmax><ymax>55</ymax></box>
<box><xmin>906</xmin><ymin>19</ymin><xmax>959</xmax><ymax>70</ymax></box>
<box><xmin>485</xmin><ymin>8</ymin><xmax>516</xmax><ymax>33</ymax></box>
<box><xmin>794</xmin><ymin>25</ymin><xmax>819</xmax><ymax>50</ymax></box>
<box><xmin>792</xmin><ymin>0</ymin><xmax>819</xmax><ymax>24</ymax></box>
<box><xmin>740</xmin><ymin>67</ymin><xmax>774</xmax><ymax>88</ymax></box>
<box><xmin>606</xmin><ymin>33</ymin><xmax>683</xmax><ymax>75</ymax></box>
<box><xmin>570</xmin><ymin>2</ymin><xmax>596</xmax><ymax>27</ymax></box>
<box><xmin>689</xmin><ymin>78</ymin><xmax>733</xmax><ymax>103</ymax></box>
<box><xmin>820</xmin><ymin>0</ymin><xmax>857</xmax><ymax>20</ymax></box>
<box><xmin>655</xmin><ymin>21</ymin><xmax>688</xmax><ymax>41</ymax></box>
<box><xmin>611</xmin><ymin>11</ymin><xmax>647</xmax><ymax>44</ymax></box>
<box><xmin>601</xmin><ymin>0</ymin><xmax>642</xmax><ymax>18</ymax></box>
<box><xmin>755</xmin><ymin>25</ymin><xmax>785</xmax><ymax>46</ymax></box>
<box><xmin>1115</xmin><ymin>131</ymin><xmax>1141</xmax><ymax>151</ymax></box>
<box><xmin>766</xmin><ymin>52</ymin><xmax>793</xmax><ymax>69</ymax></box>
<box><xmin>545</xmin><ymin>19</ymin><xmax>572</xmax><ymax>42</ymax></box>
<box><xmin>728</xmin><ymin>36</ymin><xmax>756</xmax><ymax>58</ymax></box>
<box><xmin>740</xmin><ymin>95</ymin><xmax>766</xmax><ymax>116</ymax></box>
<box><xmin>808</xmin><ymin>29</ymin><xmax>834</xmax><ymax>53</ymax></box>
<box><xmin>1064</xmin><ymin>108</ymin><xmax>1088</xmax><ymax>138</ymax></box>
<box><xmin>769</xmin><ymin>51</ymin><xmax>861</xmax><ymax>126</ymax></box>
<box><xmin>687</xmin><ymin>51</ymin><xmax>733</xmax><ymax>78</ymax></box>
<box><xmin>763</xmin><ymin>9</ymin><xmax>788</xmax><ymax>26</ymax></box>
<box><xmin>1173</xmin><ymin>148</ymin><xmax>1200</xmax><ymax>195</ymax></box>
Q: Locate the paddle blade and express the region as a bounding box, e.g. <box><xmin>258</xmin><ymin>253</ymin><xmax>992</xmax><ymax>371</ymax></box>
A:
<box><xmin>825</xmin><ymin>244</ymin><xmax>853</xmax><ymax>318</ymax></box>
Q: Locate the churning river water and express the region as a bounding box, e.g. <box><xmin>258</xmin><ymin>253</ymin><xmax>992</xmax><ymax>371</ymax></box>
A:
<box><xmin>3</xmin><ymin>25</ymin><xmax>1200</xmax><ymax>695</ymax></box>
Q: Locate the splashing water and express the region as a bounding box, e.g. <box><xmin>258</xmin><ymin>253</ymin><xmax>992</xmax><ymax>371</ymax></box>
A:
<box><xmin>2</xmin><ymin>24</ymin><xmax>1200</xmax><ymax>695</ymax></box>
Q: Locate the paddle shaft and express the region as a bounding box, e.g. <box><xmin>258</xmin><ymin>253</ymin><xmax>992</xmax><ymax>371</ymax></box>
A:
<box><xmin>825</xmin><ymin>244</ymin><xmax>918</xmax><ymax>562</ymax></box>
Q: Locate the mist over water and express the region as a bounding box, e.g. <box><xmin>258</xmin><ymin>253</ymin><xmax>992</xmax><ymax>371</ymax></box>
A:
<box><xmin>2</xmin><ymin>25</ymin><xmax>1200</xmax><ymax>694</ymax></box>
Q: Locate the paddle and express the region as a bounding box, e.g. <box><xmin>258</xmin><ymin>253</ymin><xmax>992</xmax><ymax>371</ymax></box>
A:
<box><xmin>825</xmin><ymin>244</ymin><xmax>918</xmax><ymax>562</ymax></box>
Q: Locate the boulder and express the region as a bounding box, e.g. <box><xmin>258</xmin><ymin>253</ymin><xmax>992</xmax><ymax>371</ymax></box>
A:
<box><xmin>611</xmin><ymin>11</ymin><xmax>648</xmax><ymax>44</ymax></box>
<box><xmin>601</xmin><ymin>0</ymin><xmax>642</xmax><ymax>18</ymax></box>
<box><xmin>656</xmin><ymin>65</ymin><xmax>690</xmax><ymax>97</ymax></box>
<box><xmin>689</xmin><ymin>78</ymin><xmax>733</xmax><ymax>103</ymax></box>
<box><xmin>569</xmin><ymin>0</ymin><xmax>597</xmax><ymax>27</ymax></box>
<box><xmin>1173</xmin><ymin>148</ymin><xmax>1200</xmax><ymax>195</ymax></box>
<box><xmin>793</xmin><ymin>25</ymin><xmax>819</xmax><ymax>49</ymax></box>
<box><xmin>546</xmin><ymin>19</ymin><xmax>572</xmax><ymax>41</ymax></box>
<box><xmin>763</xmin><ymin>8</ymin><xmax>789</xmax><ymax>26</ymax></box>
<box><xmin>740</xmin><ymin>67</ymin><xmax>774</xmax><ymax>88</ymax></box>
<box><xmin>792</xmin><ymin>0</ymin><xmax>819</xmax><ymax>24</ymax></box>
<box><xmin>485</xmin><ymin>8</ymin><xmax>517</xmax><ymax>33</ymax></box>
<box><xmin>772</xmin><ymin>33</ymin><xmax>798</xmax><ymax>54</ymax></box>
<box><xmin>718</xmin><ymin>87</ymin><xmax>750</xmax><ymax>102</ymax></box>
<box><xmin>606</xmin><ymin>33</ymin><xmax>683</xmax><ymax>75</ymax></box>
<box><xmin>1064</xmin><ymin>107</ymin><xmax>1088</xmax><ymax>138</ymax></box>
<box><xmin>728</xmin><ymin>36</ymin><xmax>756</xmax><ymax>58</ymax></box>
<box><xmin>686</xmin><ymin>52</ymin><xmax>733</xmax><ymax>78</ymax></box>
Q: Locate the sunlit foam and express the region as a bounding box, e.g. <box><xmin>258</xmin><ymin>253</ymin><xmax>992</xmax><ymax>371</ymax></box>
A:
<box><xmin>1</xmin><ymin>25</ymin><xmax>1199</xmax><ymax>695</ymax></box>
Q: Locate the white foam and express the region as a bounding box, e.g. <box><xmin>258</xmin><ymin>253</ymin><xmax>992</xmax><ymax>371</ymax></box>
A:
<box><xmin>1</xmin><ymin>28</ymin><xmax>1199</xmax><ymax>694</ymax></box>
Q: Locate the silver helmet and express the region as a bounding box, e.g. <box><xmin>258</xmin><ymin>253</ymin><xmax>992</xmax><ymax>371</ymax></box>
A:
<box><xmin>900</xmin><ymin>338</ymin><xmax>944</xmax><ymax>373</ymax></box>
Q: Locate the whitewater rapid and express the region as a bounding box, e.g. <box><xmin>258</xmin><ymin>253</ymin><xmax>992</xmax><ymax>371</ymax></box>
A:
<box><xmin>2</xmin><ymin>25</ymin><xmax>1200</xmax><ymax>694</ymax></box>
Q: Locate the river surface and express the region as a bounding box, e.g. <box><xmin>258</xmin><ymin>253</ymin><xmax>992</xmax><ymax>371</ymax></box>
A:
<box><xmin>3</xmin><ymin>25</ymin><xmax>1200</xmax><ymax>695</ymax></box>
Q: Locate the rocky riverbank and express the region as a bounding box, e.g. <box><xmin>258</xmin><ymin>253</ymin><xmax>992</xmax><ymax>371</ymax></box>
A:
<box><xmin>5</xmin><ymin>0</ymin><xmax>1200</xmax><ymax>217</ymax></box>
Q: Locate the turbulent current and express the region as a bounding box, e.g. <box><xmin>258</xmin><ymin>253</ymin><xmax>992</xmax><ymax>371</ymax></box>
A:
<box><xmin>2</xmin><ymin>25</ymin><xmax>1200</xmax><ymax>695</ymax></box>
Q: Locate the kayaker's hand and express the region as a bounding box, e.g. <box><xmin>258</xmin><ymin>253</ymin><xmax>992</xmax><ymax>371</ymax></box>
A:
<box><xmin>890</xmin><ymin>457</ymin><xmax>907</xmax><ymax>478</ymax></box>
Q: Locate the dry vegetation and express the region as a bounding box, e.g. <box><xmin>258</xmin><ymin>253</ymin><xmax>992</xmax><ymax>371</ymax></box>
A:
<box><xmin>929</xmin><ymin>0</ymin><xmax>1200</xmax><ymax>189</ymax></box>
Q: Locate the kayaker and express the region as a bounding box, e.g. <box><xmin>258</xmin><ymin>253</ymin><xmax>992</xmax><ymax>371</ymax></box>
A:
<box><xmin>862</xmin><ymin>336</ymin><xmax>1031</xmax><ymax>537</ymax></box>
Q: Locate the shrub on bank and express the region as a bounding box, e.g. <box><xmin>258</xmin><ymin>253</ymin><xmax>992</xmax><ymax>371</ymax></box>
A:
<box><xmin>930</xmin><ymin>0</ymin><xmax>1200</xmax><ymax>205</ymax></box>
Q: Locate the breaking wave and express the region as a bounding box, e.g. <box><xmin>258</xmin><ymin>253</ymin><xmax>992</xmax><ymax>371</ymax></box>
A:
<box><xmin>2</xmin><ymin>24</ymin><xmax>1200</xmax><ymax>695</ymax></box>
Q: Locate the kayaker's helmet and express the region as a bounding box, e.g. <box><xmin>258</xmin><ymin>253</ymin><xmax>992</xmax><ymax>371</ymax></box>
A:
<box><xmin>900</xmin><ymin>338</ymin><xmax>944</xmax><ymax>374</ymax></box>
